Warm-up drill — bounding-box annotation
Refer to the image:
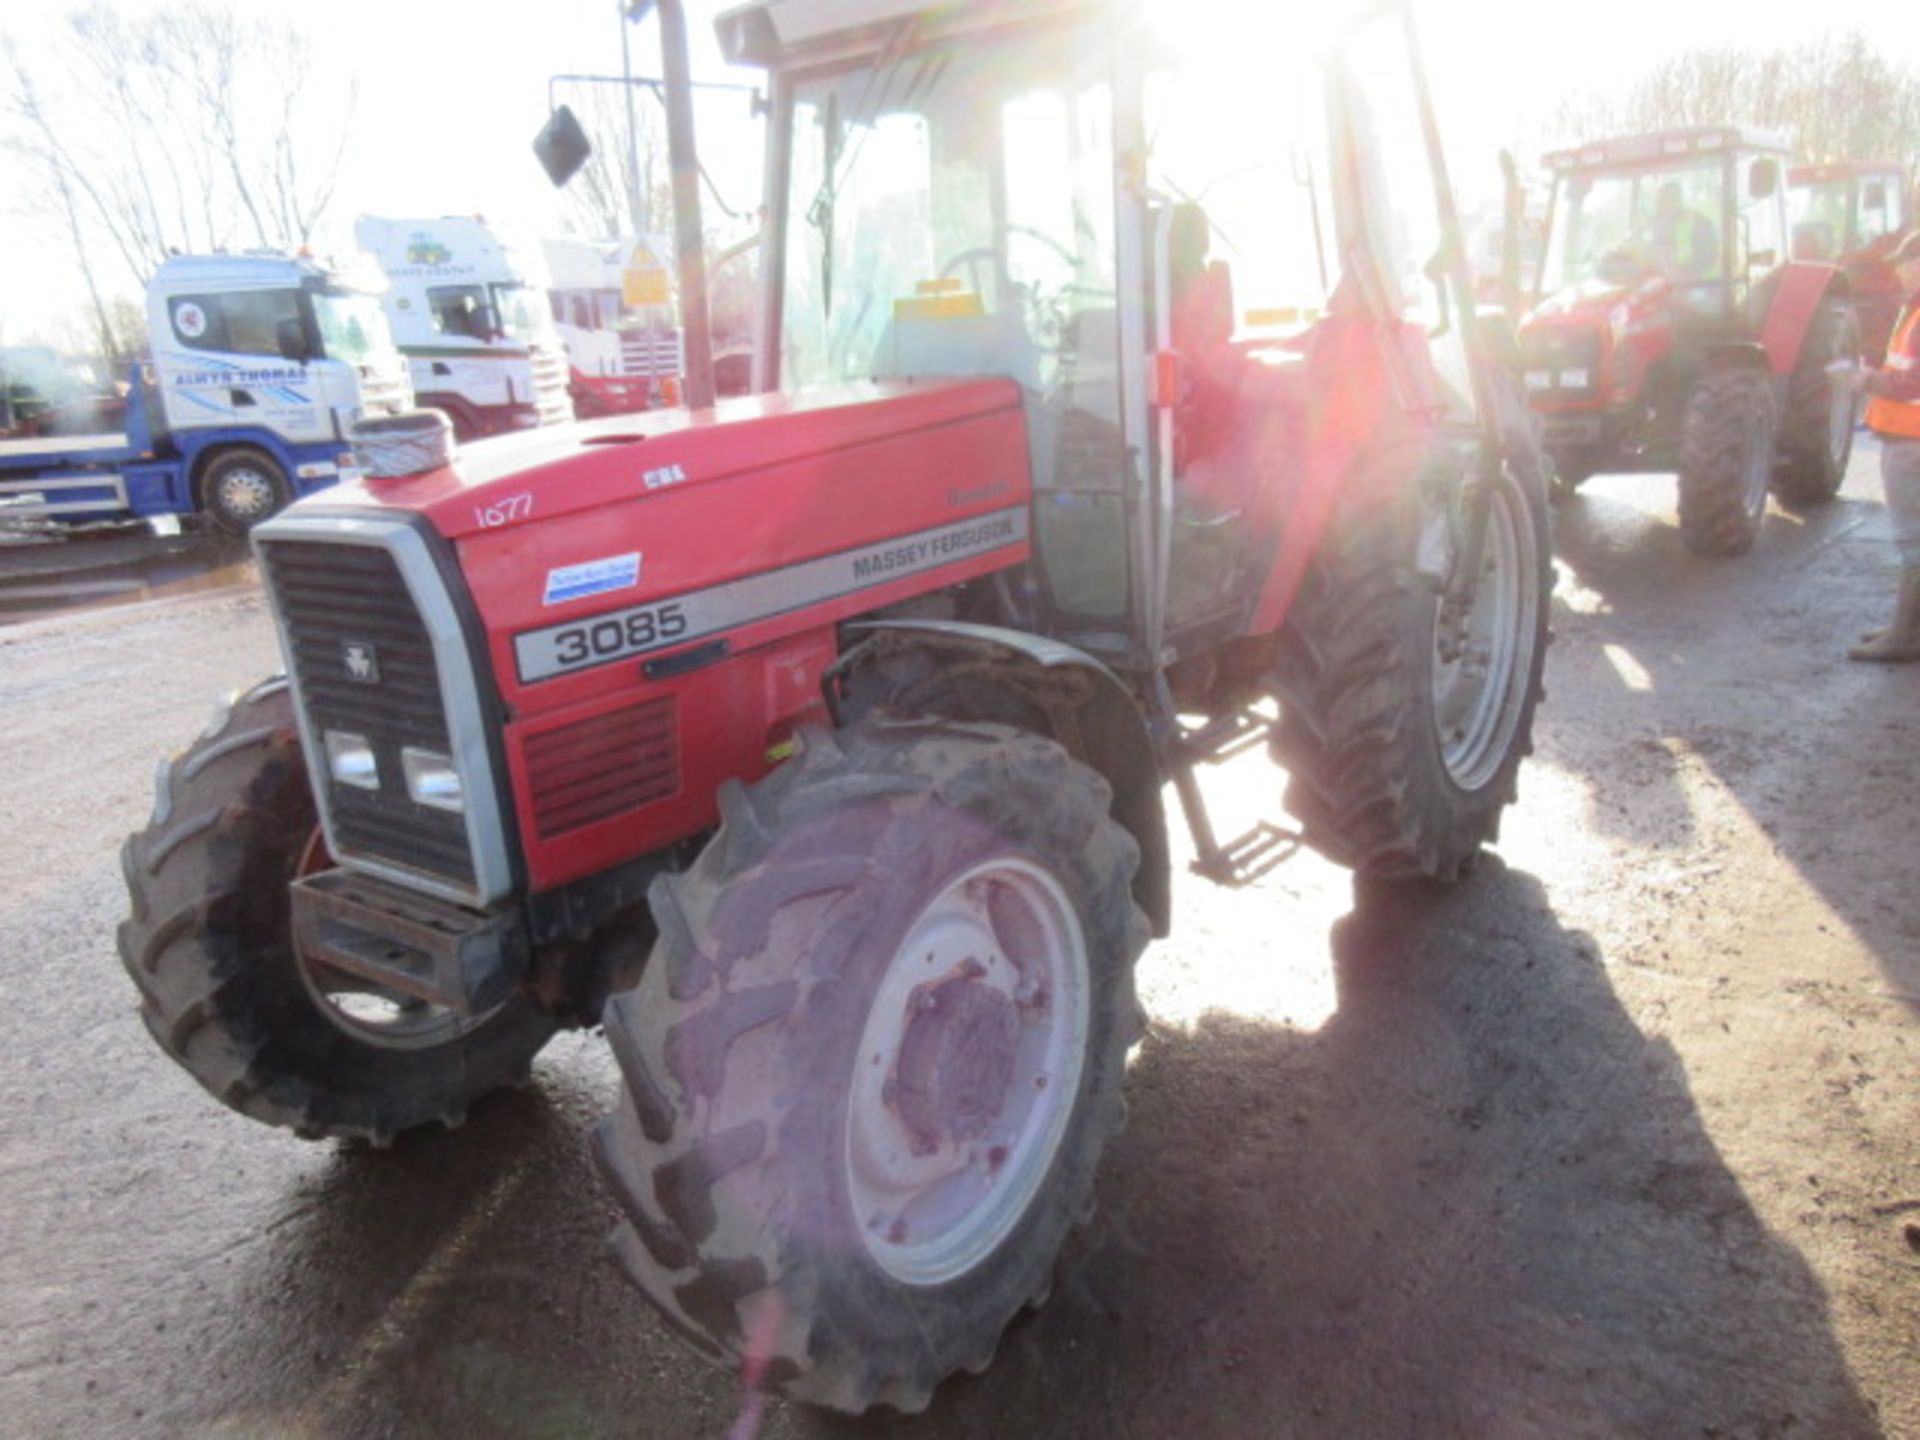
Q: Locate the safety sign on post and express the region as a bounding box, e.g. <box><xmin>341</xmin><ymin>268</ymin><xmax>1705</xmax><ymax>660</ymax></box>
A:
<box><xmin>623</xmin><ymin>239</ymin><xmax>671</xmax><ymax>308</ymax></box>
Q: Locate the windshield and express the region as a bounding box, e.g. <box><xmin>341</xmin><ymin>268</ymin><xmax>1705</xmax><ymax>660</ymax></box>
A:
<box><xmin>1541</xmin><ymin>158</ymin><xmax>1725</xmax><ymax>295</ymax></box>
<box><xmin>489</xmin><ymin>281</ymin><xmax>550</xmax><ymax>343</ymax></box>
<box><xmin>311</xmin><ymin>290</ymin><xmax>394</xmax><ymax>366</ymax></box>
<box><xmin>1792</xmin><ymin>174</ymin><xmax>1902</xmax><ymax>259</ymax></box>
<box><xmin>782</xmin><ymin>22</ymin><xmax>1116</xmax><ymax>394</ymax></box>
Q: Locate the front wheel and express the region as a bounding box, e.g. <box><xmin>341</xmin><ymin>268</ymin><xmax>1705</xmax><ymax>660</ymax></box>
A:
<box><xmin>593</xmin><ymin>718</ymin><xmax>1147</xmax><ymax>1413</ymax></box>
<box><xmin>199</xmin><ymin>449</ymin><xmax>291</xmax><ymax>534</ymax></box>
<box><xmin>117</xmin><ymin>679</ymin><xmax>556</xmax><ymax>1143</ymax></box>
<box><xmin>1272</xmin><ymin>440</ymin><xmax>1552</xmax><ymax>881</ymax></box>
<box><xmin>1677</xmin><ymin>366</ymin><xmax>1776</xmax><ymax>556</ymax></box>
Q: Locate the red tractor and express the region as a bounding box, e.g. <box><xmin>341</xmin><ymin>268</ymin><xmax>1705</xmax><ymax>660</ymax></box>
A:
<box><xmin>119</xmin><ymin>0</ymin><xmax>1551</xmax><ymax>1413</ymax></box>
<box><xmin>1520</xmin><ymin>127</ymin><xmax>1862</xmax><ymax>552</ymax></box>
<box><xmin>1790</xmin><ymin>159</ymin><xmax>1915</xmax><ymax>360</ymax></box>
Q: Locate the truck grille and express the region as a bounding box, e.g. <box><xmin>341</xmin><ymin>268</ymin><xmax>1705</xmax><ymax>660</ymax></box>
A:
<box><xmin>257</xmin><ymin>539</ymin><xmax>476</xmax><ymax>887</ymax></box>
<box><xmin>524</xmin><ymin>697</ymin><xmax>678</xmax><ymax>839</ymax></box>
<box><xmin>1522</xmin><ymin>326</ymin><xmax>1604</xmax><ymax>399</ymax></box>
<box><xmin>618</xmin><ymin>329</ymin><xmax>685</xmax><ymax>381</ymax></box>
<box><xmin>530</xmin><ymin>344</ymin><xmax>575</xmax><ymax>426</ymax></box>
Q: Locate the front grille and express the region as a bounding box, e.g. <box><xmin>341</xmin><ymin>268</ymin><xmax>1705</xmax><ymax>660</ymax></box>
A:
<box><xmin>1522</xmin><ymin>326</ymin><xmax>1604</xmax><ymax>399</ymax></box>
<box><xmin>618</xmin><ymin>329</ymin><xmax>684</xmax><ymax>380</ymax></box>
<box><xmin>258</xmin><ymin>539</ymin><xmax>475</xmax><ymax>887</ymax></box>
<box><xmin>524</xmin><ymin>697</ymin><xmax>678</xmax><ymax>839</ymax></box>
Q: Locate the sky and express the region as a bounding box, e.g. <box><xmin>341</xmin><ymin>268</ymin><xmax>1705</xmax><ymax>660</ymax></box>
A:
<box><xmin>3</xmin><ymin>0</ymin><xmax>1917</xmax><ymax>343</ymax></box>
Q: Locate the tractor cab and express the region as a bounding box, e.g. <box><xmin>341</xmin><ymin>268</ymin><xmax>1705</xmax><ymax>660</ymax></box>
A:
<box><xmin>1790</xmin><ymin>159</ymin><xmax>1914</xmax><ymax>357</ymax></box>
<box><xmin>723</xmin><ymin>0</ymin><xmax>1501</xmax><ymax>662</ymax></box>
<box><xmin>1532</xmin><ymin>127</ymin><xmax>1793</xmax><ymax>333</ymax></box>
<box><xmin>1790</xmin><ymin>160</ymin><xmax>1910</xmax><ymax>263</ymax></box>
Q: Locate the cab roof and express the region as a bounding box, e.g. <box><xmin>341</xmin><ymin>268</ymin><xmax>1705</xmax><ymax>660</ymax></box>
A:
<box><xmin>1789</xmin><ymin>160</ymin><xmax>1905</xmax><ymax>184</ymax></box>
<box><xmin>1543</xmin><ymin>126</ymin><xmax>1793</xmax><ymax>174</ymax></box>
<box><xmin>716</xmin><ymin>0</ymin><xmax>1097</xmax><ymax>67</ymax></box>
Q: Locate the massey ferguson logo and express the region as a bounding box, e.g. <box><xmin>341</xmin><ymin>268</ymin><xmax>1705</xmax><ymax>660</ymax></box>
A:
<box><xmin>341</xmin><ymin>641</ymin><xmax>381</xmax><ymax>684</ymax></box>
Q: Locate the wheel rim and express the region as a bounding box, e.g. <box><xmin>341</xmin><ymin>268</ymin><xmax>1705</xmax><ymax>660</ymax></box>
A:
<box><xmin>1430</xmin><ymin>468</ymin><xmax>1541</xmax><ymax>792</ymax></box>
<box><xmin>1742</xmin><ymin>402</ymin><xmax>1772</xmax><ymax>522</ymax></box>
<box><xmin>1826</xmin><ymin>356</ymin><xmax>1859</xmax><ymax>465</ymax></box>
<box><xmin>291</xmin><ymin>830</ymin><xmax>490</xmax><ymax>1050</ymax></box>
<box><xmin>217</xmin><ymin>465</ymin><xmax>276</xmax><ymax>520</ymax></box>
<box><xmin>845</xmin><ymin>857</ymin><xmax>1091</xmax><ymax>1287</ymax></box>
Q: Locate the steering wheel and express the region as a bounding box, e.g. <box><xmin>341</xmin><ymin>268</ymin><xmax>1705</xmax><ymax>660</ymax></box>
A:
<box><xmin>935</xmin><ymin>226</ymin><xmax>1089</xmax><ymax>358</ymax></box>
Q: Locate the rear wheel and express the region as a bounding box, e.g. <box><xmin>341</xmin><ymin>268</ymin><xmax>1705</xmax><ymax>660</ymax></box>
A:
<box><xmin>593</xmin><ymin>718</ymin><xmax>1147</xmax><ymax>1413</ymax></box>
<box><xmin>1774</xmin><ymin>299</ymin><xmax>1861</xmax><ymax>507</ymax></box>
<box><xmin>199</xmin><ymin>449</ymin><xmax>290</xmax><ymax>534</ymax></box>
<box><xmin>1272</xmin><ymin>440</ymin><xmax>1552</xmax><ymax>880</ymax></box>
<box><xmin>117</xmin><ymin>679</ymin><xmax>555</xmax><ymax>1143</ymax></box>
<box><xmin>1677</xmin><ymin>366</ymin><xmax>1776</xmax><ymax>555</ymax></box>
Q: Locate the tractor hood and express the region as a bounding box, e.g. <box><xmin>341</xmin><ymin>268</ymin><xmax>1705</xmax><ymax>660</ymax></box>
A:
<box><xmin>308</xmin><ymin>379</ymin><xmax>1026</xmax><ymax>540</ymax></box>
<box><xmin>1523</xmin><ymin>274</ymin><xmax>1669</xmax><ymax>331</ymax></box>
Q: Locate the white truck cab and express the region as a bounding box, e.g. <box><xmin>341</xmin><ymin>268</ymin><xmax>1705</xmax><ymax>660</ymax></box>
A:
<box><xmin>0</xmin><ymin>252</ymin><xmax>412</xmax><ymax>532</ymax></box>
<box><xmin>356</xmin><ymin>216</ymin><xmax>574</xmax><ymax>440</ymax></box>
<box><xmin>150</xmin><ymin>252</ymin><xmax>411</xmax><ymax>447</ymax></box>
<box><xmin>542</xmin><ymin>235</ymin><xmax>685</xmax><ymax>418</ymax></box>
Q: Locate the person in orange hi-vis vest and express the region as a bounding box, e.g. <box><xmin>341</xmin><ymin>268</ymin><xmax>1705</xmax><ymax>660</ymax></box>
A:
<box><xmin>1854</xmin><ymin>231</ymin><xmax>1920</xmax><ymax>662</ymax></box>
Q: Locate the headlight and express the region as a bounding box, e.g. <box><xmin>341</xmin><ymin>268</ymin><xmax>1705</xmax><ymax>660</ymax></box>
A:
<box><xmin>325</xmin><ymin>731</ymin><xmax>379</xmax><ymax>789</ymax></box>
<box><xmin>401</xmin><ymin>747</ymin><xmax>464</xmax><ymax>813</ymax></box>
<box><xmin>1561</xmin><ymin>367</ymin><xmax>1591</xmax><ymax>389</ymax></box>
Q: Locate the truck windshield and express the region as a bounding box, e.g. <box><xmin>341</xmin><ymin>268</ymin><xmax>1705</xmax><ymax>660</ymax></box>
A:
<box><xmin>311</xmin><ymin>291</ymin><xmax>391</xmax><ymax>365</ymax></box>
<box><xmin>1542</xmin><ymin>158</ymin><xmax>1726</xmax><ymax>295</ymax></box>
<box><xmin>490</xmin><ymin>282</ymin><xmax>548</xmax><ymax>343</ymax></box>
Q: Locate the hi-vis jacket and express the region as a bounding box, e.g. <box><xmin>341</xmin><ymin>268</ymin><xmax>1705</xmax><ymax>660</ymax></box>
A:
<box><xmin>1868</xmin><ymin>298</ymin><xmax>1920</xmax><ymax>440</ymax></box>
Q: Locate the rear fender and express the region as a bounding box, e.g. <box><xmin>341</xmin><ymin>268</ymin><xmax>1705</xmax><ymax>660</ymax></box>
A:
<box><xmin>1759</xmin><ymin>262</ymin><xmax>1847</xmax><ymax>376</ymax></box>
<box><xmin>840</xmin><ymin>619</ymin><xmax>1171</xmax><ymax>938</ymax></box>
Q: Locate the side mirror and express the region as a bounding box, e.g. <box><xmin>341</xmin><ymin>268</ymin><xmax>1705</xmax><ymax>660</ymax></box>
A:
<box><xmin>469</xmin><ymin>305</ymin><xmax>503</xmax><ymax>342</ymax></box>
<box><xmin>275</xmin><ymin>317</ymin><xmax>310</xmax><ymax>362</ymax></box>
<box><xmin>533</xmin><ymin>104</ymin><xmax>592</xmax><ymax>188</ymax></box>
<box><xmin>1749</xmin><ymin>159</ymin><xmax>1779</xmax><ymax>200</ymax></box>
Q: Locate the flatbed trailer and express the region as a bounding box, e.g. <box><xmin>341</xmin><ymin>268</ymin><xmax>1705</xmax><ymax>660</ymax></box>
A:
<box><xmin>0</xmin><ymin>364</ymin><xmax>356</xmax><ymax>527</ymax></box>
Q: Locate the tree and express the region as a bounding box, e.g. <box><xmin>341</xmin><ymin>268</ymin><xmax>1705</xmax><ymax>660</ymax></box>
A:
<box><xmin>1547</xmin><ymin>30</ymin><xmax>1920</xmax><ymax>164</ymax></box>
<box><xmin>2</xmin><ymin>3</ymin><xmax>358</xmax><ymax>352</ymax></box>
<box><xmin>552</xmin><ymin>79</ymin><xmax>671</xmax><ymax>241</ymax></box>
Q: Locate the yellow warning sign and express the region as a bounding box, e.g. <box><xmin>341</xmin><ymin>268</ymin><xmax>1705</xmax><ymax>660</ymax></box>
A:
<box><xmin>623</xmin><ymin>241</ymin><xmax>670</xmax><ymax>308</ymax></box>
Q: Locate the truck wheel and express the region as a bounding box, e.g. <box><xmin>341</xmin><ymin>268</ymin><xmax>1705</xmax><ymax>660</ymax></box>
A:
<box><xmin>199</xmin><ymin>449</ymin><xmax>291</xmax><ymax>534</ymax></box>
<box><xmin>1677</xmin><ymin>366</ymin><xmax>1776</xmax><ymax>556</ymax></box>
<box><xmin>593</xmin><ymin>718</ymin><xmax>1147</xmax><ymax>1413</ymax></box>
<box><xmin>1773</xmin><ymin>300</ymin><xmax>1861</xmax><ymax>507</ymax></box>
<box><xmin>117</xmin><ymin>678</ymin><xmax>555</xmax><ymax>1144</ymax></box>
<box><xmin>1272</xmin><ymin>442</ymin><xmax>1551</xmax><ymax>881</ymax></box>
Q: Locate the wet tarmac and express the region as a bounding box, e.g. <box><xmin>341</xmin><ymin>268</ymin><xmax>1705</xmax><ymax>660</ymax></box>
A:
<box><xmin>0</xmin><ymin>525</ymin><xmax>256</xmax><ymax>627</ymax></box>
<box><xmin>0</xmin><ymin>452</ymin><xmax>1915</xmax><ymax>1437</ymax></box>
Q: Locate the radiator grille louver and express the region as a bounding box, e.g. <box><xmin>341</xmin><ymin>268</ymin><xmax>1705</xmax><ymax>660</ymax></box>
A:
<box><xmin>258</xmin><ymin>539</ymin><xmax>475</xmax><ymax>887</ymax></box>
<box><xmin>525</xmin><ymin>697</ymin><xmax>678</xmax><ymax>839</ymax></box>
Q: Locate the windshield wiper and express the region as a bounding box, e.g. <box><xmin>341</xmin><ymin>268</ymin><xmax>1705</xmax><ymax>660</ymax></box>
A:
<box><xmin>806</xmin><ymin>17</ymin><xmax>921</xmax><ymax>314</ymax></box>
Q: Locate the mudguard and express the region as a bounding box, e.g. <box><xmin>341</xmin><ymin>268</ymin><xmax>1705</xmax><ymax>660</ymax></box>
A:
<box><xmin>844</xmin><ymin>618</ymin><xmax>1172</xmax><ymax>938</ymax></box>
<box><xmin>1759</xmin><ymin>262</ymin><xmax>1848</xmax><ymax>376</ymax></box>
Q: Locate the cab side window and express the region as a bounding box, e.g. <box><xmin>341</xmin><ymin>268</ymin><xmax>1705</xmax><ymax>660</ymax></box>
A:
<box><xmin>428</xmin><ymin>285</ymin><xmax>490</xmax><ymax>338</ymax></box>
<box><xmin>168</xmin><ymin>289</ymin><xmax>304</xmax><ymax>356</ymax></box>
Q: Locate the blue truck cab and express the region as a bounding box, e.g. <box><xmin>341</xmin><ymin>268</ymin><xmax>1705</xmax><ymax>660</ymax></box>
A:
<box><xmin>0</xmin><ymin>253</ymin><xmax>413</xmax><ymax>532</ymax></box>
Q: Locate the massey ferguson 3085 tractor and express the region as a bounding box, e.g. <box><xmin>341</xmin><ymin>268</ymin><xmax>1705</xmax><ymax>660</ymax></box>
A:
<box><xmin>119</xmin><ymin>0</ymin><xmax>1550</xmax><ymax>1413</ymax></box>
<box><xmin>1519</xmin><ymin>127</ymin><xmax>1862</xmax><ymax>554</ymax></box>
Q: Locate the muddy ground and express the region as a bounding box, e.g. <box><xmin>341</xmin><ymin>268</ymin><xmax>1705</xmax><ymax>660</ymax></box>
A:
<box><xmin>0</xmin><ymin>450</ymin><xmax>1914</xmax><ymax>1438</ymax></box>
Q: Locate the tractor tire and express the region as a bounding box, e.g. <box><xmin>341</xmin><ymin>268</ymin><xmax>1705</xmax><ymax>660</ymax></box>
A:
<box><xmin>593</xmin><ymin>717</ymin><xmax>1147</xmax><ymax>1414</ymax></box>
<box><xmin>199</xmin><ymin>448</ymin><xmax>291</xmax><ymax>534</ymax></box>
<box><xmin>117</xmin><ymin>678</ymin><xmax>555</xmax><ymax>1144</ymax></box>
<box><xmin>1677</xmin><ymin>366</ymin><xmax>1777</xmax><ymax>556</ymax></box>
<box><xmin>1272</xmin><ymin>440</ymin><xmax>1552</xmax><ymax>881</ymax></box>
<box><xmin>1773</xmin><ymin>299</ymin><xmax>1861</xmax><ymax>508</ymax></box>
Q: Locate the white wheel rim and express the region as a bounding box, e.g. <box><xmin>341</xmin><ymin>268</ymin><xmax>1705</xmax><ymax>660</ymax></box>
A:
<box><xmin>1743</xmin><ymin>415</ymin><xmax>1771</xmax><ymax>521</ymax></box>
<box><xmin>1827</xmin><ymin>358</ymin><xmax>1859</xmax><ymax>462</ymax></box>
<box><xmin>844</xmin><ymin>857</ymin><xmax>1090</xmax><ymax>1287</ymax></box>
<box><xmin>1431</xmin><ymin>469</ymin><xmax>1541</xmax><ymax>792</ymax></box>
<box><xmin>219</xmin><ymin>465</ymin><xmax>276</xmax><ymax>519</ymax></box>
